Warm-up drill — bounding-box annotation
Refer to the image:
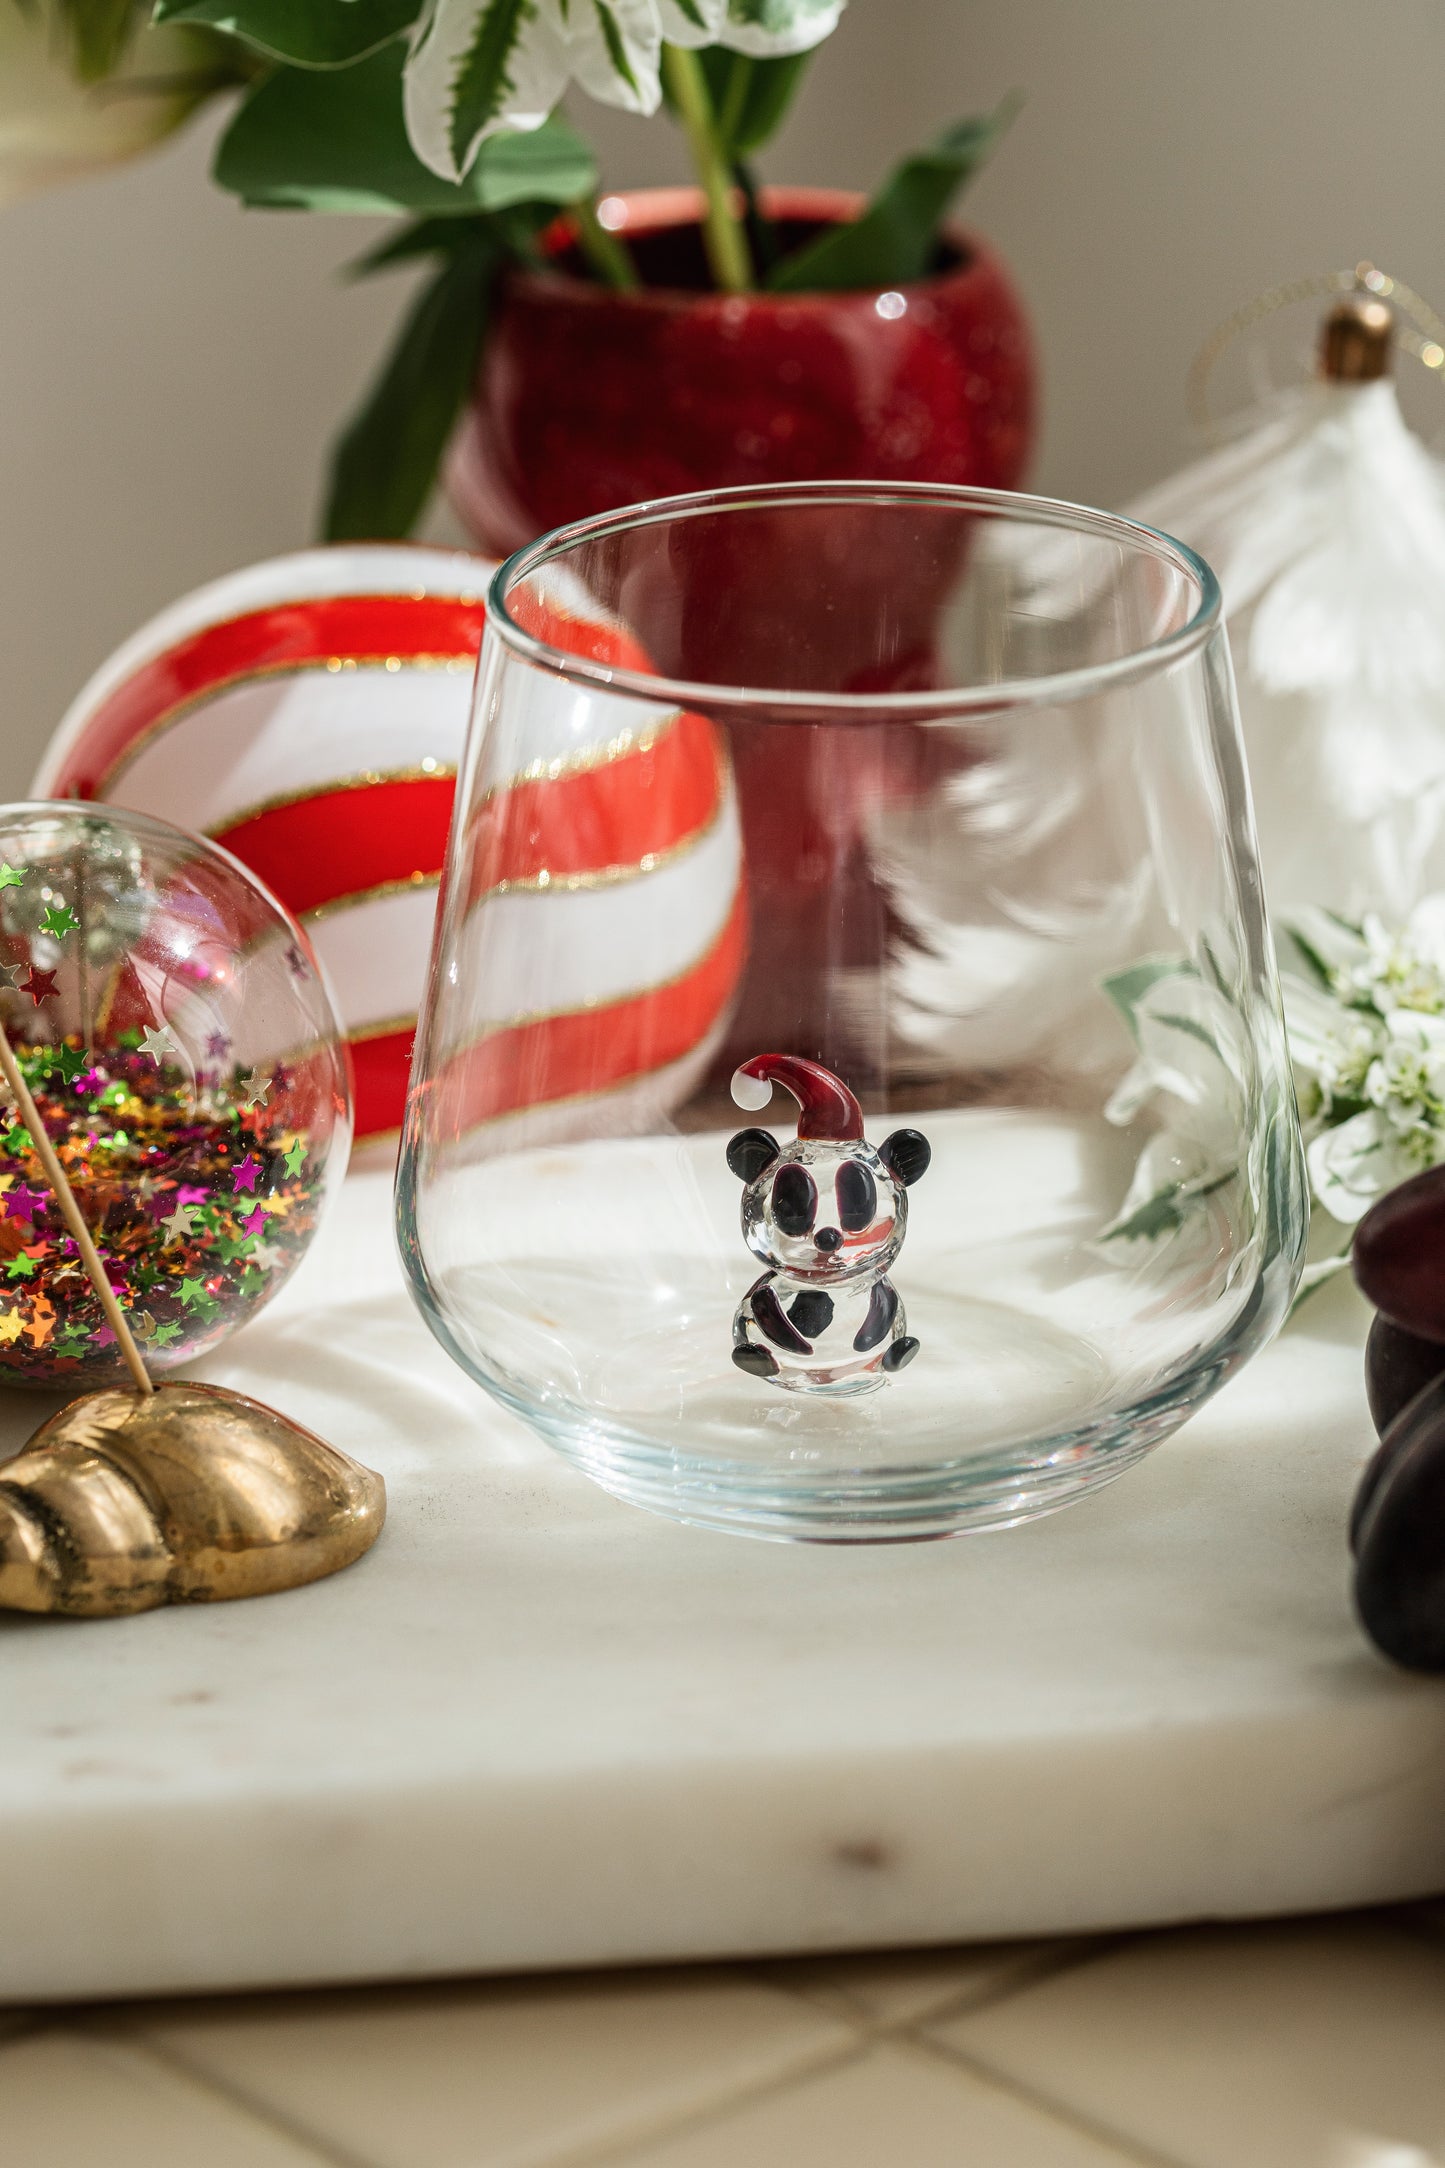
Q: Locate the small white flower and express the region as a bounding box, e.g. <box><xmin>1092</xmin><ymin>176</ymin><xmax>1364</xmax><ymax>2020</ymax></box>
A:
<box><xmin>405</xmin><ymin>0</ymin><xmax>847</xmax><ymax>182</ymax></box>
<box><xmin>1305</xmin><ymin>1110</ymin><xmax>1427</xmax><ymax>1224</ymax></box>
<box><xmin>1283</xmin><ymin>893</ymin><xmax>1445</xmax><ymax>1223</ymax></box>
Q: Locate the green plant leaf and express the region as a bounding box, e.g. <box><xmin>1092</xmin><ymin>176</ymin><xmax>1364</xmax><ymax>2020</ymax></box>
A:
<box><xmin>215</xmin><ymin>40</ymin><xmax>594</xmax><ymax>214</ymax></box>
<box><xmin>767</xmin><ymin>92</ymin><xmax>1020</xmax><ymax>292</ymax></box>
<box><xmin>346</xmin><ymin>203</ymin><xmax>546</xmax><ymax>275</ymax></box>
<box><xmin>698</xmin><ymin>48</ymin><xmax>809</xmax><ymax>154</ymax></box>
<box><xmin>323</xmin><ymin>232</ymin><xmax>500</xmax><ymax>539</ymax></box>
<box><xmin>154</xmin><ymin>0</ymin><xmax>419</xmax><ymax>68</ymax></box>
<box><xmin>347</xmin><ymin>214</ymin><xmax>484</xmax><ymax>276</ymax></box>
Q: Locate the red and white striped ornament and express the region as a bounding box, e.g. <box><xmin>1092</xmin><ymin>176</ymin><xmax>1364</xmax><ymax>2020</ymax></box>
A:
<box><xmin>35</xmin><ymin>545</ymin><xmax>491</xmax><ymax>1142</ymax></box>
<box><xmin>422</xmin><ymin>573</ymin><xmax>746</xmax><ymax>1152</ymax></box>
<box><xmin>38</xmin><ymin>548</ymin><xmax>747</xmax><ymax>1152</ymax></box>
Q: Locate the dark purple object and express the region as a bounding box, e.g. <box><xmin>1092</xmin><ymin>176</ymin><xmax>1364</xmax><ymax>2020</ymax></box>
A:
<box><xmin>1352</xmin><ymin>1372</ymin><xmax>1445</xmax><ymax>1672</ymax></box>
<box><xmin>1353</xmin><ymin>1164</ymin><xmax>1445</xmax><ymax>1343</ymax></box>
<box><xmin>1363</xmin><ymin>1311</ymin><xmax>1445</xmax><ymax>1445</ymax></box>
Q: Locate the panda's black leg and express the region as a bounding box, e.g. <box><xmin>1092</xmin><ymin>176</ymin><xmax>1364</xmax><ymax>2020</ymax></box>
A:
<box><xmin>733</xmin><ymin>1344</ymin><xmax>779</xmax><ymax>1378</ymax></box>
<box><xmin>854</xmin><ymin>1278</ymin><xmax>898</xmax><ymax>1352</ymax></box>
<box><xmin>882</xmin><ymin>1335</ymin><xmax>920</xmax><ymax>1373</ymax></box>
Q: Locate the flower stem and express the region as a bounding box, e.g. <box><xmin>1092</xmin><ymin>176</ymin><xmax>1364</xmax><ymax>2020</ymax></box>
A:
<box><xmin>571</xmin><ymin>195</ymin><xmax>640</xmax><ymax>290</ymax></box>
<box><xmin>661</xmin><ymin>43</ymin><xmax>753</xmax><ymax>295</ymax></box>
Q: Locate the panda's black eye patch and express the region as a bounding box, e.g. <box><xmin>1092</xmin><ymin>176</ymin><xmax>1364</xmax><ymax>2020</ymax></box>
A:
<box><xmin>771</xmin><ymin>1163</ymin><xmax>817</xmax><ymax>1237</ymax></box>
<box><xmin>836</xmin><ymin>1161</ymin><xmax>876</xmax><ymax>1232</ymax></box>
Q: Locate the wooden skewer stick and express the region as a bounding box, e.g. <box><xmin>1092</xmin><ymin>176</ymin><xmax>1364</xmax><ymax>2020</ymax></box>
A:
<box><xmin>0</xmin><ymin>1019</ymin><xmax>153</xmax><ymax>1397</ymax></box>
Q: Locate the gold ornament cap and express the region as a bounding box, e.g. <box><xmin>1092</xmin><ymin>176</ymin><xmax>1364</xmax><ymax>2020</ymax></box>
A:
<box><xmin>1319</xmin><ymin>291</ymin><xmax>1395</xmax><ymax>382</ymax></box>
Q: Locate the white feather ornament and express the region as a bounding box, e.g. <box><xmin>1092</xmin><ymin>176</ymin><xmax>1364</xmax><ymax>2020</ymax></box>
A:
<box><xmin>1128</xmin><ymin>294</ymin><xmax>1445</xmax><ymax>920</ymax></box>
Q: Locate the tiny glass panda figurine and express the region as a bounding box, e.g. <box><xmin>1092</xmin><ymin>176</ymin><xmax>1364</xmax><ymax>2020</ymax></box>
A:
<box><xmin>726</xmin><ymin>1053</ymin><xmax>930</xmax><ymax>1396</ymax></box>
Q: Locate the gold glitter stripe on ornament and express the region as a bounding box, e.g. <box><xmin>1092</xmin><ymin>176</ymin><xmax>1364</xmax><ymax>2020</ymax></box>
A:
<box><xmin>347</xmin><ymin>1012</ymin><xmax>418</xmax><ymax>1045</ymax></box>
<box><xmin>467</xmin><ymin>744</ymin><xmax>732</xmax><ymax>903</ymax></box>
<box><xmin>206</xmin><ymin>760</ymin><xmax>459</xmax><ymax>838</ymax></box>
<box><xmin>95</xmin><ymin>653</ymin><xmax>477</xmax><ymax>797</ymax></box>
<box><xmin>302</xmin><ymin>871</ymin><xmax>440</xmax><ymax>925</ymax></box>
<box><xmin>471</xmin><ymin>707</ymin><xmax>683</xmax><ymax>807</ymax></box>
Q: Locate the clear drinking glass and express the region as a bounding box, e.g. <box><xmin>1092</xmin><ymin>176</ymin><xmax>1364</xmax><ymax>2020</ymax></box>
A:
<box><xmin>398</xmin><ymin>483</ymin><xmax>1307</xmax><ymax>1541</ymax></box>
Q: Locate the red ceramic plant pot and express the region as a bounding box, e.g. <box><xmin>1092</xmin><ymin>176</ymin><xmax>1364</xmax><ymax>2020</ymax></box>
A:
<box><xmin>448</xmin><ymin>188</ymin><xmax>1037</xmax><ymax>1065</ymax></box>
<box><xmin>448</xmin><ymin>185</ymin><xmax>1036</xmax><ymax>561</ymax></box>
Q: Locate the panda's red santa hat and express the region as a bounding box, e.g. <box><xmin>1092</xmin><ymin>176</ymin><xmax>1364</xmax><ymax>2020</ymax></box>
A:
<box><xmin>730</xmin><ymin>1054</ymin><xmax>864</xmax><ymax>1142</ymax></box>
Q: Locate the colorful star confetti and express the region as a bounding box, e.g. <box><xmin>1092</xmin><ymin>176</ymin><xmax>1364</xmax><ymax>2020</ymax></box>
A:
<box><xmin>20</xmin><ymin>969</ymin><xmax>56</xmax><ymax>1005</ymax></box>
<box><xmin>139</xmin><ymin>1024</ymin><xmax>178</xmax><ymax>1061</ymax></box>
<box><xmin>0</xmin><ymin>1034</ymin><xmax>321</xmax><ymax>1384</ymax></box>
<box><xmin>0</xmin><ymin>865</ymin><xmax>24</xmax><ymax>890</ymax></box>
<box><xmin>0</xmin><ymin>962</ymin><xmax>22</xmax><ymax>989</ymax></box>
<box><xmin>237</xmin><ymin>1068</ymin><xmax>270</xmax><ymax>1111</ymax></box>
<box><xmin>160</xmin><ymin>1203</ymin><xmax>198</xmax><ymax>1245</ymax></box>
<box><xmin>205</xmin><ymin>1031</ymin><xmax>230</xmax><ymax>1061</ymax></box>
<box><xmin>39</xmin><ymin>901</ymin><xmax>79</xmax><ymax>939</ymax></box>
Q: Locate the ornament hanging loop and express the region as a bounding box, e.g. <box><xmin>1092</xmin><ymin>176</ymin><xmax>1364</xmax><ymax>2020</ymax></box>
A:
<box><xmin>1188</xmin><ymin>263</ymin><xmax>1445</xmax><ymax>440</ymax></box>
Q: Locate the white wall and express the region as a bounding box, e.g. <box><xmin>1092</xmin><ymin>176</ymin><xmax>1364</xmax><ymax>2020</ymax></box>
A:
<box><xmin>3</xmin><ymin>0</ymin><xmax>1444</xmax><ymax>789</ymax></box>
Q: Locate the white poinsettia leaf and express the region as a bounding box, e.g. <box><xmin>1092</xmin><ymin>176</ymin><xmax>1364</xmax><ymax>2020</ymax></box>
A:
<box><xmin>1280</xmin><ymin>971</ymin><xmax>1357</xmax><ymax>1078</ymax></box>
<box><xmin>1100</xmin><ymin>961</ymin><xmax>1251</xmax><ymax>1255</ymax></box>
<box><xmin>655</xmin><ymin>0</ymin><xmax>726</xmax><ymax>44</ymax></box>
<box><xmin>1305</xmin><ymin>1110</ymin><xmax>1420</xmax><ymax>1224</ymax></box>
<box><xmin>1103</xmin><ymin>968</ymin><xmax>1249</xmax><ymax>1150</ymax></box>
<box><xmin>717</xmin><ymin>0</ymin><xmax>845</xmax><ymax>54</ymax></box>
<box><xmin>566</xmin><ymin>0</ymin><xmax>663</xmax><ymax>116</ymax></box>
<box><xmin>1281</xmin><ymin>904</ymin><xmax>1367</xmax><ymax>983</ymax></box>
<box><xmin>1097</xmin><ymin>1129</ymin><xmax>1239</xmax><ymax>1261</ymax></box>
<box><xmin>405</xmin><ymin>0</ymin><xmax>569</xmax><ymax>181</ymax></box>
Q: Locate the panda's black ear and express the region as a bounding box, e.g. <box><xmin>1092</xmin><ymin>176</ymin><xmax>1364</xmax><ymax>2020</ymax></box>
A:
<box><xmin>727</xmin><ymin>1128</ymin><xmax>780</xmax><ymax>1182</ymax></box>
<box><xmin>879</xmin><ymin>1128</ymin><xmax>931</xmax><ymax>1186</ymax></box>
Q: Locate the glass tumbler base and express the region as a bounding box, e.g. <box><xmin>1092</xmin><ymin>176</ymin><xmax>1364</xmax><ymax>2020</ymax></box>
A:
<box><xmin>521</xmin><ymin>1370</ymin><xmax>1227</xmax><ymax>1544</ymax></box>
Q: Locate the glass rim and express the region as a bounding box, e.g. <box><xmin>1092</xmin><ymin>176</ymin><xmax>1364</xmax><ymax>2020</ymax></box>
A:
<box><xmin>486</xmin><ymin>481</ymin><xmax>1222</xmax><ymax>718</ymax></box>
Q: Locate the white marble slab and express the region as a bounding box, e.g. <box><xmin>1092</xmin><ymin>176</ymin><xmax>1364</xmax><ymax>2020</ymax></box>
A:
<box><xmin>1</xmin><ymin>1169</ymin><xmax>1443</xmax><ymax>2003</ymax></box>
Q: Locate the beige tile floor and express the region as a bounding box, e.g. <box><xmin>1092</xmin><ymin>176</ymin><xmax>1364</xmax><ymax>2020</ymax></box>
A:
<box><xmin>6</xmin><ymin>1907</ymin><xmax>1445</xmax><ymax>2168</ymax></box>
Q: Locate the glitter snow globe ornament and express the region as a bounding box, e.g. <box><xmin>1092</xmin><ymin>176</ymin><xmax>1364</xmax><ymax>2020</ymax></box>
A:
<box><xmin>0</xmin><ymin>803</ymin><xmax>350</xmax><ymax>1387</ymax></box>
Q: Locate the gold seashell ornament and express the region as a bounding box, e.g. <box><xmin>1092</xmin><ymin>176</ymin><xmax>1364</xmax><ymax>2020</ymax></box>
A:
<box><xmin>0</xmin><ymin>1381</ymin><xmax>385</xmax><ymax>1617</ymax></box>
